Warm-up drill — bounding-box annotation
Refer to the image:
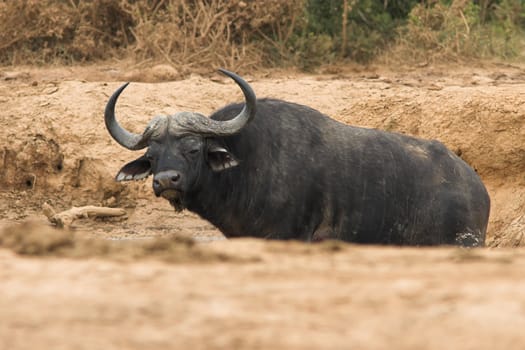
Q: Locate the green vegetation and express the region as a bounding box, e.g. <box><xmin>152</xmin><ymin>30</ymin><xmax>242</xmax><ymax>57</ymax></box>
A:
<box><xmin>0</xmin><ymin>0</ymin><xmax>523</xmax><ymax>70</ymax></box>
<box><xmin>393</xmin><ymin>0</ymin><xmax>525</xmax><ymax>62</ymax></box>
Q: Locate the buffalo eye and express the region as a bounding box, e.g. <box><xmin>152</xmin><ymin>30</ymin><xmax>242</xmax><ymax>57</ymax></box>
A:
<box><xmin>188</xmin><ymin>149</ymin><xmax>200</xmax><ymax>155</ymax></box>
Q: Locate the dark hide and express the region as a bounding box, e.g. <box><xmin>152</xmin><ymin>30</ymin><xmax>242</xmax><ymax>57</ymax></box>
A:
<box><xmin>118</xmin><ymin>99</ymin><xmax>490</xmax><ymax>246</ymax></box>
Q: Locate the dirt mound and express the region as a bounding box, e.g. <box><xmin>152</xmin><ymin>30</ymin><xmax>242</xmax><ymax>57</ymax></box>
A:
<box><xmin>0</xmin><ymin>134</ymin><xmax>132</xmax><ymax>209</ymax></box>
<box><xmin>1</xmin><ymin>133</ymin><xmax>63</xmax><ymax>190</ymax></box>
<box><xmin>2</xmin><ymin>234</ymin><xmax>525</xmax><ymax>350</ymax></box>
<box><xmin>0</xmin><ymin>220</ymin><xmax>249</xmax><ymax>263</ymax></box>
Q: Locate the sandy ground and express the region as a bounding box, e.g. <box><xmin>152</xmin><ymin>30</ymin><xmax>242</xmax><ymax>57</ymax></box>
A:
<box><xmin>2</xmin><ymin>62</ymin><xmax>525</xmax><ymax>349</ymax></box>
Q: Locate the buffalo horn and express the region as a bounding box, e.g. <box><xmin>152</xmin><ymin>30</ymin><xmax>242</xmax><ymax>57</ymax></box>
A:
<box><xmin>104</xmin><ymin>69</ymin><xmax>256</xmax><ymax>148</ymax></box>
<box><xmin>104</xmin><ymin>82</ymin><xmax>149</xmax><ymax>150</ymax></box>
<box><xmin>174</xmin><ymin>69</ymin><xmax>257</xmax><ymax>136</ymax></box>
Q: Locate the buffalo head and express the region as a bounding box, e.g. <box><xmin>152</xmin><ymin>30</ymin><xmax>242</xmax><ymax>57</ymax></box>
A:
<box><xmin>104</xmin><ymin>69</ymin><xmax>256</xmax><ymax>210</ymax></box>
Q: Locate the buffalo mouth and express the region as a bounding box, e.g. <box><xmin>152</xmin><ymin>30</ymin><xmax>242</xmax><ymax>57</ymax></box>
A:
<box><xmin>159</xmin><ymin>189</ymin><xmax>185</xmax><ymax>212</ymax></box>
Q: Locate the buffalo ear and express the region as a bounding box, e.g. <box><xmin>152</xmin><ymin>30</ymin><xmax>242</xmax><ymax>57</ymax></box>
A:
<box><xmin>207</xmin><ymin>142</ymin><xmax>239</xmax><ymax>172</ymax></box>
<box><xmin>115</xmin><ymin>155</ymin><xmax>152</xmax><ymax>181</ymax></box>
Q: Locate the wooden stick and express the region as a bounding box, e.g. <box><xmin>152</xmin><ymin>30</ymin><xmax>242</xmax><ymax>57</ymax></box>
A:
<box><xmin>42</xmin><ymin>203</ymin><xmax>127</xmax><ymax>228</ymax></box>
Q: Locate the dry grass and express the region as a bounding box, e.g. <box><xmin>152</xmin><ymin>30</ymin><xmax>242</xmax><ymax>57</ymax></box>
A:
<box><xmin>383</xmin><ymin>0</ymin><xmax>524</xmax><ymax>65</ymax></box>
<box><xmin>127</xmin><ymin>0</ymin><xmax>305</xmax><ymax>72</ymax></box>
<box><xmin>0</xmin><ymin>0</ymin><xmax>304</xmax><ymax>73</ymax></box>
<box><xmin>0</xmin><ymin>0</ymin><xmax>133</xmax><ymax>64</ymax></box>
<box><xmin>129</xmin><ymin>0</ymin><xmax>261</xmax><ymax>72</ymax></box>
<box><xmin>1</xmin><ymin>0</ymin><xmax>522</xmax><ymax>71</ymax></box>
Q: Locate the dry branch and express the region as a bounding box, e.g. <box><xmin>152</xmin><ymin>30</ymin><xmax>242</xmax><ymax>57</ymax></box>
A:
<box><xmin>42</xmin><ymin>203</ymin><xmax>127</xmax><ymax>229</ymax></box>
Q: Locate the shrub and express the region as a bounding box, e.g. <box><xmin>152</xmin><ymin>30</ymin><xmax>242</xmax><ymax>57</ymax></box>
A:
<box><xmin>0</xmin><ymin>0</ymin><xmax>133</xmax><ymax>64</ymax></box>
<box><xmin>128</xmin><ymin>0</ymin><xmax>306</xmax><ymax>72</ymax></box>
<box><xmin>303</xmin><ymin>0</ymin><xmax>420</xmax><ymax>62</ymax></box>
<box><xmin>389</xmin><ymin>0</ymin><xmax>525</xmax><ymax>63</ymax></box>
<box><xmin>0</xmin><ymin>0</ymin><xmax>523</xmax><ymax>69</ymax></box>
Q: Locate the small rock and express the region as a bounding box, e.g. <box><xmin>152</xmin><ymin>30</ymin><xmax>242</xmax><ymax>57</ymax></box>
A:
<box><xmin>43</xmin><ymin>86</ymin><xmax>59</xmax><ymax>95</ymax></box>
<box><xmin>427</xmin><ymin>84</ymin><xmax>443</xmax><ymax>91</ymax></box>
<box><xmin>150</xmin><ymin>64</ymin><xmax>179</xmax><ymax>81</ymax></box>
<box><xmin>104</xmin><ymin>196</ymin><xmax>117</xmax><ymax>207</ymax></box>
<box><xmin>365</xmin><ymin>73</ymin><xmax>380</xmax><ymax>79</ymax></box>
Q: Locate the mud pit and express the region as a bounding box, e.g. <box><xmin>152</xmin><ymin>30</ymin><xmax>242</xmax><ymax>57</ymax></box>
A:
<box><xmin>2</xmin><ymin>63</ymin><xmax>525</xmax><ymax>349</ymax></box>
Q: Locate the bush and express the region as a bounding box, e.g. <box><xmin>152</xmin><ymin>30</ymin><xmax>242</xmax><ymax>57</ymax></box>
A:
<box><xmin>0</xmin><ymin>0</ymin><xmax>306</xmax><ymax>71</ymax></box>
<box><xmin>0</xmin><ymin>0</ymin><xmax>523</xmax><ymax>69</ymax></box>
<box><xmin>303</xmin><ymin>0</ymin><xmax>419</xmax><ymax>62</ymax></box>
<box><xmin>389</xmin><ymin>0</ymin><xmax>525</xmax><ymax>63</ymax></box>
<box><xmin>129</xmin><ymin>0</ymin><xmax>305</xmax><ymax>72</ymax></box>
<box><xmin>0</xmin><ymin>0</ymin><xmax>133</xmax><ymax>64</ymax></box>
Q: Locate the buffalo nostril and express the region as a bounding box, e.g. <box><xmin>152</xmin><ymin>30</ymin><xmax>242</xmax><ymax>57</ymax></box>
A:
<box><xmin>153</xmin><ymin>179</ymin><xmax>160</xmax><ymax>187</ymax></box>
<box><xmin>171</xmin><ymin>174</ymin><xmax>180</xmax><ymax>183</ymax></box>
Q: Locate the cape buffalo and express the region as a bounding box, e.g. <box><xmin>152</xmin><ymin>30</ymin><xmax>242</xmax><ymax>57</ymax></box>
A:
<box><xmin>104</xmin><ymin>69</ymin><xmax>490</xmax><ymax>246</ymax></box>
